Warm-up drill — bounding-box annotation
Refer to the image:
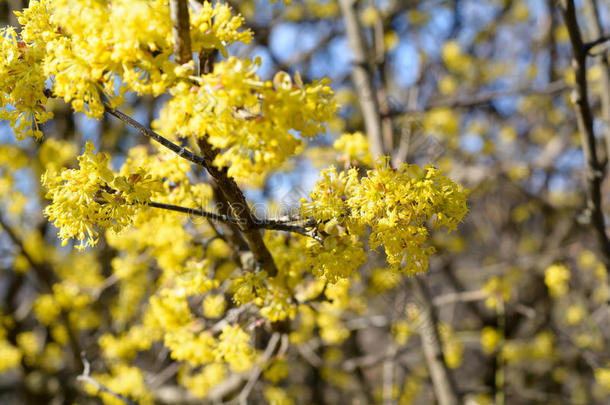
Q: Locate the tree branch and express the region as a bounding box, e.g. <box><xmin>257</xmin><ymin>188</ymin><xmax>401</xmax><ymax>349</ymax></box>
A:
<box><xmin>584</xmin><ymin>0</ymin><xmax>610</xmax><ymax>161</ymax></box>
<box><xmin>386</xmin><ymin>80</ymin><xmax>568</xmax><ymax>117</ymax></box>
<box><xmin>237</xmin><ymin>332</ymin><xmax>281</xmax><ymax>404</ymax></box>
<box><xmin>104</xmin><ymin>105</ymin><xmax>209</xmax><ymax>168</ymax></box>
<box><xmin>409</xmin><ymin>277</ymin><xmax>461</xmax><ymax>405</ymax></box>
<box><xmin>0</xmin><ymin>213</ymin><xmax>82</xmax><ymax>370</ymax></box>
<box><xmin>77</xmin><ymin>353</ymin><xmax>139</xmax><ymax>405</ymax></box>
<box><xmin>338</xmin><ymin>0</ymin><xmax>385</xmax><ymax>157</ymax></box>
<box><xmin>170</xmin><ymin>0</ymin><xmax>192</xmax><ymax>65</ymax></box>
<box><xmin>559</xmin><ymin>0</ymin><xmax>610</xmax><ymax>269</ymax></box>
<box><xmin>584</xmin><ymin>34</ymin><xmax>610</xmax><ymax>54</ymax></box>
<box><xmin>147</xmin><ymin>201</ymin><xmax>321</xmax><ymax>242</ymax></box>
<box><xmin>196</xmin><ymin>137</ymin><xmax>279</xmax><ymax>276</ymax></box>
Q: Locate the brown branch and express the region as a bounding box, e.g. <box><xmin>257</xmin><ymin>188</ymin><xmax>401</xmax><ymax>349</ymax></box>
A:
<box><xmin>338</xmin><ymin>0</ymin><xmax>385</xmax><ymax>157</ymax></box>
<box><xmin>147</xmin><ymin>201</ymin><xmax>321</xmax><ymax>242</ymax></box>
<box><xmin>237</xmin><ymin>332</ymin><xmax>281</xmax><ymax>403</ymax></box>
<box><xmin>559</xmin><ymin>0</ymin><xmax>610</xmax><ymax>269</ymax></box>
<box><xmin>584</xmin><ymin>0</ymin><xmax>610</xmax><ymax>161</ymax></box>
<box><xmin>104</xmin><ymin>105</ymin><xmax>209</xmax><ymax>168</ymax></box>
<box><xmin>409</xmin><ymin>277</ymin><xmax>461</xmax><ymax>405</ymax></box>
<box><xmin>0</xmin><ymin>213</ymin><xmax>82</xmax><ymax>370</ymax></box>
<box><xmin>196</xmin><ymin>138</ymin><xmax>279</xmax><ymax>276</ymax></box>
<box><xmin>584</xmin><ymin>34</ymin><xmax>610</xmax><ymax>53</ymax></box>
<box><xmin>386</xmin><ymin>80</ymin><xmax>568</xmax><ymax>117</ymax></box>
<box><xmin>78</xmin><ymin>353</ymin><xmax>139</xmax><ymax>405</ymax></box>
<box><xmin>170</xmin><ymin>0</ymin><xmax>192</xmax><ymax>65</ymax></box>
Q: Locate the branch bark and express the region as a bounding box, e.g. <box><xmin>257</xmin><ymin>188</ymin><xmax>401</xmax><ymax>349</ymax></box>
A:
<box><xmin>170</xmin><ymin>0</ymin><xmax>191</xmax><ymax>65</ymax></box>
<box><xmin>0</xmin><ymin>213</ymin><xmax>82</xmax><ymax>371</ymax></box>
<box><xmin>78</xmin><ymin>354</ymin><xmax>139</xmax><ymax>405</ymax></box>
<box><xmin>410</xmin><ymin>277</ymin><xmax>461</xmax><ymax>405</ymax></box>
<box><xmin>583</xmin><ymin>0</ymin><xmax>610</xmax><ymax>161</ymax></box>
<box><xmin>147</xmin><ymin>201</ymin><xmax>320</xmax><ymax>241</ymax></box>
<box><xmin>338</xmin><ymin>0</ymin><xmax>385</xmax><ymax>157</ymax></box>
<box><xmin>559</xmin><ymin>0</ymin><xmax>610</xmax><ymax>269</ymax></box>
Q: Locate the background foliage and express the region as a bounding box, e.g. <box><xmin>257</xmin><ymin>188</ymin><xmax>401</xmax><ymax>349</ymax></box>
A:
<box><xmin>0</xmin><ymin>0</ymin><xmax>609</xmax><ymax>404</ymax></box>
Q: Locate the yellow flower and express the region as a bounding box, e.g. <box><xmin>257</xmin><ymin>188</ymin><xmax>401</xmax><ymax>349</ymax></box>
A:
<box><xmin>302</xmin><ymin>158</ymin><xmax>468</xmax><ymax>277</ymax></box>
<box><xmin>264</xmin><ymin>357</ymin><xmax>290</xmax><ymax>383</ymax></box>
<box><xmin>0</xmin><ymin>340</ymin><xmax>22</xmax><ymax>372</ymax></box>
<box><xmin>594</xmin><ymin>368</ymin><xmax>610</xmax><ymax>392</ymax></box>
<box><xmin>216</xmin><ymin>325</ymin><xmax>255</xmax><ymax>372</ymax></box>
<box><xmin>333</xmin><ymin>131</ymin><xmax>373</xmax><ymax>165</ymax></box>
<box><xmin>264</xmin><ymin>386</ymin><xmax>295</xmax><ymax>405</ymax></box>
<box><xmin>565</xmin><ymin>304</ymin><xmax>585</xmax><ymax>325</ymax></box>
<box><xmin>202</xmin><ymin>294</ymin><xmax>226</xmax><ymax>319</ymax></box>
<box><xmin>545</xmin><ymin>263</ymin><xmax>570</xmax><ymax>298</ymax></box>
<box><xmin>43</xmin><ymin>142</ymin><xmax>163</xmax><ymax>249</ymax></box>
<box><xmin>480</xmin><ymin>327</ymin><xmax>501</xmax><ymax>354</ymax></box>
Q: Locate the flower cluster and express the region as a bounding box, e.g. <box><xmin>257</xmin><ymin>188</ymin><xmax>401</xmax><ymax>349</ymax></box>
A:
<box><xmin>3</xmin><ymin>0</ymin><xmax>252</xmax><ymax>138</ymax></box>
<box><xmin>301</xmin><ymin>158</ymin><xmax>468</xmax><ymax>279</ymax></box>
<box><xmin>333</xmin><ymin>131</ymin><xmax>373</xmax><ymax>166</ymax></box>
<box><xmin>545</xmin><ymin>263</ymin><xmax>571</xmax><ymax>298</ymax></box>
<box><xmin>156</xmin><ymin>58</ymin><xmax>337</xmax><ymax>182</ymax></box>
<box><xmin>0</xmin><ymin>26</ymin><xmax>52</xmax><ymax>140</ymax></box>
<box><xmin>43</xmin><ymin>142</ymin><xmax>161</xmax><ymax>249</ymax></box>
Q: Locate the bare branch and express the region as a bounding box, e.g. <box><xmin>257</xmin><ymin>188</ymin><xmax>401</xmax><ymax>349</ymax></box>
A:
<box><xmin>559</xmin><ymin>0</ymin><xmax>610</xmax><ymax>270</ymax></box>
<box><xmin>338</xmin><ymin>0</ymin><xmax>385</xmax><ymax>157</ymax></box>
<box><xmin>237</xmin><ymin>332</ymin><xmax>281</xmax><ymax>404</ymax></box>
<box><xmin>77</xmin><ymin>353</ymin><xmax>139</xmax><ymax>405</ymax></box>
<box><xmin>147</xmin><ymin>201</ymin><xmax>321</xmax><ymax>242</ymax></box>
<box><xmin>584</xmin><ymin>34</ymin><xmax>610</xmax><ymax>54</ymax></box>
<box><xmin>409</xmin><ymin>277</ymin><xmax>461</xmax><ymax>405</ymax></box>
<box><xmin>170</xmin><ymin>0</ymin><xmax>192</xmax><ymax>65</ymax></box>
<box><xmin>584</xmin><ymin>0</ymin><xmax>610</xmax><ymax>161</ymax></box>
<box><xmin>196</xmin><ymin>137</ymin><xmax>279</xmax><ymax>276</ymax></box>
<box><xmin>104</xmin><ymin>105</ymin><xmax>209</xmax><ymax>168</ymax></box>
<box><xmin>386</xmin><ymin>80</ymin><xmax>568</xmax><ymax>117</ymax></box>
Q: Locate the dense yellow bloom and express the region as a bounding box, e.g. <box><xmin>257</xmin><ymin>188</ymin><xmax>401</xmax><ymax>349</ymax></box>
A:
<box><xmin>178</xmin><ymin>363</ymin><xmax>227</xmax><ymax>398</ymax></box>
<box><xmin>565</xmin><ymin>304</ymin><xmax>586</xmax><ymax>325</ymax></box>
<box><xmin>545</xmin><ymin>263</ymin><xmax>570</xmax><ymax>298</ymax></box>
<box><xmin>480</xmin><ymin>326</ymin><xmax>501</xmax><ymax>354</ymax></box>
<box><xmin>264</xmin><ymin>357</ymin><xmax>290</xmax><ymax>383</ymax></box>
<box><xmin>99</xmin><ymin>326</ymin><xmax>153</xmax><ymax>361</ymax></box>
<box><xmin>157</xmin><ymin>59</ymin><xmax>337</xmax><ymax>182</ymax></box>
<box><xmin>164</xmin><ymin>328</ymin><xmax>216</xmax><ymax>366</ymax></box>
<box><xmin>4</xmin><ymin>0</ymin><xmax>252</xmax><ymax>128</ymax></box>
<box><xmin>594</xmin><ymin>368</ymin><xmax>610</xmax><ymax>392</ymax></box>
<box><xmin>264</xmin><ymin>386</ymin><xmax>295</xmax><ymax>405</ymax></box>
<box><xmin>302</xmin><ymin>158</ymin><xmax>468</xmax><ymax>277</ymax></box>
<box><xmin>202</xmin><ymin>294</ymin><xmax>226</xmax><ymax>319</ymax></box>
<box><xmin>0</xmin><ymin>339</ymin><xmax>22</xmax><ymax>372</ymax></box>
<box><xmin>43</xmin><ymin>142</ymin><xmax>161</xmax><ymax>249</ymax></box>
<box><xmin>333</xmin><ymin>131</ymin><xmax>373</xmax><ymax>166</ymax></box>
<box><xmin>33</xmin><ymin>294</ymin><xmax>61</xmax><ymax>325</ymax></box>
<box><xmin>85</xmin><ymin>364</ymin><xmax>152</xmax><ymax>405</ymax></box>
<box><xmin>216</xmin><ymin>324</ymin><xmax>255</xmax><ymax>372</ymax></box>
<box><xmin>0</xmin><ymin>26</ymin><xmax>52</xmax><ymax>140</ymax></box>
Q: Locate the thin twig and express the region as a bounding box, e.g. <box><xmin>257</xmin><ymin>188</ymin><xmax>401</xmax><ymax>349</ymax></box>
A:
<box><xmin>386</xmin><ymin>80</ymin><xmax>568</xmax><ymax>117</ymax></box>
<box><xmin>77</xmin><ymin>353</ymin><xmax>139</xmax><ymax>405</ymax></box>
<box><xmin>559</xmin><ymin>0</ymin><xmax>610</xmax><ymax>270</ymax></box>
<box><xmin>338</xmin><ymin>0</ymin><xmax>384</xmax><ymax>157</ymax></box>
<box><xmin>104</xmin><ymin>105</ymin><xmax>209</xmax><ymax>169</ymax></box>
<box><xmin>147</xmin><ymin>201</ymin><xmax>322</xmax><ymax>242</ymax></box>
<box><xmin>237</xmin><ymin>332</ymin><xmax>281</xmax><ymax>404</ymax></box>
<box><xmin>584</xmin><ymin>34</ymin><xmax>610</xmax><ymax>53</ymax></box>
<box><xmin>409</xmin><ymin>277</ymin><xmax>461</xmax><ymax>405</ymax></box>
